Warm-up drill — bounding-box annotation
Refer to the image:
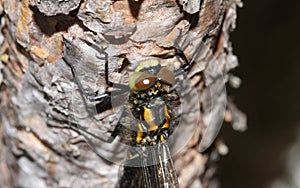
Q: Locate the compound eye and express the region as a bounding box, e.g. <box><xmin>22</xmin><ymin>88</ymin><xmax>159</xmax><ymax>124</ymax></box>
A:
<box><xmin>157</xmin><ymin>66</ymin><xmax>175</xmax><ymax>85</ymax></box>
<box><xmin>129</xmin><ymin>72</ymin><xmax>157</xmax><ymax>91</ymax></box>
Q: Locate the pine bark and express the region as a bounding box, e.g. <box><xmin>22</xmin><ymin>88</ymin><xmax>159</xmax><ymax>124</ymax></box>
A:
<box><xmin>0</xmin><ymin>0</ymin><xmax>245</xmax><ymax>188</ymax></box>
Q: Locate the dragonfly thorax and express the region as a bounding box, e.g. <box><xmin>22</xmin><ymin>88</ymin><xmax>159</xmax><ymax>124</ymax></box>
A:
<box><xmin>126</xmin><ymin>59</ymin><xmax>180</xmax><ymax>147</ymax></box>
<box><xmin>129</xmin><ymin>83</ymin><xmax>173</xmax><ymax>146</ymax></box>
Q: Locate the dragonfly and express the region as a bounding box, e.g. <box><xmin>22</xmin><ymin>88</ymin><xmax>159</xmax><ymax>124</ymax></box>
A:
<box><xmin>63</xmin><ymin>45</ymin><xmax>194</xmax><ymax>187</ymax></box>
<box><xmin>61</xmin><ymin>10</ymin><xmax>225</xmax><ymax>187</ymax></box>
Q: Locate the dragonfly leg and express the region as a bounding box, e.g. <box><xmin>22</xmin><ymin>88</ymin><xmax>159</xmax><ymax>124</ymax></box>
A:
<box><xmin>64</xmin><ymin>38</ymin><xmax>129</xmax><ymax>105</ymax></box>
<box><xmin>174</xmin><ymin>5</ymin><xmax>224</xmax><ymax>75</ymax></box>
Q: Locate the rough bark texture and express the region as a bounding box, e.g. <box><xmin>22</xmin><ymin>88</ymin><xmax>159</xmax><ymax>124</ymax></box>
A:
<box><xmin>0</xmin><ymin>0</ymin><xmax>246</xmax><ymax>188</ymax></box>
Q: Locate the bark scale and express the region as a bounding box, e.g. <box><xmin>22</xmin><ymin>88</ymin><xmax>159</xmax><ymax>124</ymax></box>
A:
<box><xmin>0</xmin><ymin>0</ymin><xmax>245</xmax><ymax>187</ymax></box>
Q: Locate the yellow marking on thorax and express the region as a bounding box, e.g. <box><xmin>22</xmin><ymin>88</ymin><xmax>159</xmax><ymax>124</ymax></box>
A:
<box><xmin>136</xmin><ymin>105</ymin><xmax>171</xmax><ymax>143</ymax></box>
<box><xmin>160</xmin><ymin>135</ymin><xmax>165</xmax><ymax>142</ymax></box>
<box><xmin>162</xmin><ymin>105</ymin><xmax>170</xmax><ymax>129</ymax></box>
<box><xmin>136</xmin><ymin>123</ymin><xmax>144</xmax><ymax>143</ymax></box>
<box><xmin>143</xmin><ymin>106</ymin><xmax>159</xmax><ymax>132</ymax></box>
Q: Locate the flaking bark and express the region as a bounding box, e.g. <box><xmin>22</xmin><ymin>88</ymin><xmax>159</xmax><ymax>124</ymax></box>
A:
<box><xmin>0</xmin><ymin>0</ymin><xmax>246</xmax><ymax>187</ymax></box>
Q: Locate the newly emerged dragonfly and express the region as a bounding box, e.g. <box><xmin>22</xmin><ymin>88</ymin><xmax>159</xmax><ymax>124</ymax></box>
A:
<box><xmin>115</xmin><ymin>59</ymin><xmax>181</xmax><ymax>187</ymax></box>
<box><xmin>62</xmin><ymin>11</ymin><xmax>225</xmax><ymax>187</ymax></box>
<box><xmin>63</xmin><ymin>43</ymin><xmax>198</xmax><ymax>187</ymax></box>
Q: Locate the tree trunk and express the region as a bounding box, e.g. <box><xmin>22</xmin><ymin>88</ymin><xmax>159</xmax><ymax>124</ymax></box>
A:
<box><xmin>0</xmin><ymin>0</ymin><xmax>245</xmax><ymax>187</ymax></box>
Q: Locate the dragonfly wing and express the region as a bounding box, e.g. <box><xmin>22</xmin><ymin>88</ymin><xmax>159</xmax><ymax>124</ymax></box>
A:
<box><xmin>118</xmin><ymin>142</ymin><xmax>179</xmax><ymax>188</ymax></box>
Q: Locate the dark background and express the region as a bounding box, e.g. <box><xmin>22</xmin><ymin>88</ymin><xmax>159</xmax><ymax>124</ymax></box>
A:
<box><xmin>220</xmin><ymin>1</ymin><xmax>300</xmax><ymax>188</ymax></box>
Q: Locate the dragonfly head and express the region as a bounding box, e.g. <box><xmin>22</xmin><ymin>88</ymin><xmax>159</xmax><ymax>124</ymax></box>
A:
<box><xmin>128</xmin><ymin>59</ymin><xmax>175</xmax><ymax>91</ymax></box>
